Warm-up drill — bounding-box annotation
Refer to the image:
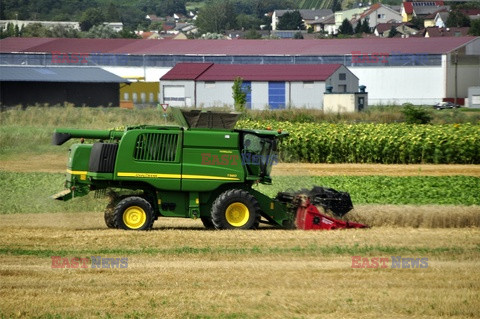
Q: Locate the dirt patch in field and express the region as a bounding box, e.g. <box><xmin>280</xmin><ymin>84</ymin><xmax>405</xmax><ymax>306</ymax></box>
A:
<box><xmin>0</xmin><ymin>154</ymin><xmax>65</xmax><ymax>173</ymax></box>
<box><xmin>271</xmin><ymin>163</ymin><xmax>480</xmax><ymax>177</ymax></box>
<box><xmin>1</xmin><ymin>154</ymin><xmax>479</xmax><ymax>176</ymax></box>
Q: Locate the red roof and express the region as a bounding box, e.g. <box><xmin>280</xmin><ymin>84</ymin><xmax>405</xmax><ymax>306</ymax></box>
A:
<box><xmin>161</xmin><ymin>63</ymin><xmax>213</xmax><ymax>80</ymax></box>
<box><xmin>161</xmin><ymin>63</ymin><xmax>343</xmax><ymax>81</ymax></box>
<box><xmin>0</xmin><ymin>37</ymin><xmax>477</xmax><ymax>55</ymax></box>
<box><xmin>403</xmin><ymin>1</ymin><xmax>444</xmax><ymax>15</ymax></box>
<box><xmin>359</xmin><ymin>3</ymin><xmax>382</xmax><ymax>20</ymax></box>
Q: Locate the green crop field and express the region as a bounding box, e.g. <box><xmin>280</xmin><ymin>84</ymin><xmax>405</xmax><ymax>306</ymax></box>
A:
<box><xmin>0</xmin><ymin>106</ymin><xmax>479</xmax><ymax>318</ymax></box>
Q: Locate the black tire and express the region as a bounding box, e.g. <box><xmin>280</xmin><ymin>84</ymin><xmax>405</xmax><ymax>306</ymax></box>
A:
<box><xmin>104</xmin><ymin>204</ymin><xmax>116</xmax><ymax>228</ymax></box>
<box><xmin>113</xmin><ymin>196</ymin><xmax>154</xmax><ymax>231</ymax></box>
<box><xmin>200</xmin><ymin>216</ymin><xmax>215</xmax><ymax>229</ymax></box>
<box><xmin>211</xmin><ymin>189</ymin><xmax>260</xmax><ymax>230</ymax></box>
<box><xmin>104</xmin><ymin>192</ymin><xmax>120</xmax><ymax>229</ymax></box>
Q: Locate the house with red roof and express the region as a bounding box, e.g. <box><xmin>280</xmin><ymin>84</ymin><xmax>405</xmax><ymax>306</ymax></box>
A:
<box><xmin>355</xmin><ymin>3</ymin><xmax>402</xmax><ymax>30</ymax></box>
<box><xmin>401</xmin><ymin>0</ymin><xmax>446</xmax><ymax>22</ymax></box>
<box><xmin>160</xmin><ymin>63</ymin><xmax>362</xmax><ymax>110</ymax></box>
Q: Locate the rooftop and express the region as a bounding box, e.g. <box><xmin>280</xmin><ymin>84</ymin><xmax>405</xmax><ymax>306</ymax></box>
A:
<box><xmin>0</xmin><ymin>37</ymin><xmax>477</xmax><ymax>56</ymax></box>
<box><xmin>162</xmin><ymin>63</ymin><xmax>344</xmax><ymax>81</ymax></box>
<box><xmin>0</xmin><ymin>65</ymin><xmax>128</xmax><ymax>83</ymax></box>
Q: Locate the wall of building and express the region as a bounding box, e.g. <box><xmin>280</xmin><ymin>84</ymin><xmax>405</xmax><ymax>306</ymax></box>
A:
<box><xmin>350</xmin><ymin>66</ymin><xmax>444</xmax><ymax>105</ymax></box>
<box><xmin>468</xmin><ymin>87</ymin><xmax>480</xmax><ymax>108</ymax></box>
<box><xmin>120</xmin><ymin>82</ymin><xmax>160</xmax><ymax>105</ymax></box>
<box><xmin>0</xmin><ymin>82</ymin><xmax>119</xmax><ymax>107</ymax></box>
<box><xmin>324</xmin><ymin>92</ymin><xmax>368</xmax><ymax>113</ymax></box>
<box><xmin>328</xmin><ymin>65</ymin><xmax>359</xmax><ymax>93</ymax></box>
<box><xmin>445</xmin><ymin>54</ymin><xmax>480</xmax><ymax>104</ymax></box>
<box><xmin>289</xmin><ymin>81</ymin><xmax>326</xmax><ymax>109</ymax></box>
<box><xmin>367</xmin><ymin>7</ymin><xmax>402</xmax><ymax>29</ymax></box>
<box><xmin>103</xmin><ymin>66</ymin><xmax>170</xmax><ymax>82</ymax></box>
<box><xmin>159</xmin><ymin>80</ymin><xmax>195</xmax><ymax>107</ymax></box>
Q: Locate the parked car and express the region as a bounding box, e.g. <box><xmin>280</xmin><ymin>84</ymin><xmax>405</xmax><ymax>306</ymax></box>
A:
<box><xmin>433</xmin><ymin>102</ymin><xmax>460</xmax><ymax>110</ymax></box>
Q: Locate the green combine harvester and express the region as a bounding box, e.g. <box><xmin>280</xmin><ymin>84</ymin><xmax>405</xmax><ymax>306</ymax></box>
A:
<box><xmin>52</xmin><ymin>108</ymin><xmax>365</xmax><ymax>231</ymax></box>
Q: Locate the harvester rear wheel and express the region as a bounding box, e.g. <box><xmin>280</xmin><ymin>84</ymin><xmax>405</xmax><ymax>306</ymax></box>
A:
<box><xmin>211</xmin><ymin>189</ymin><xmax>260</xmax><ymax>230</ymax></box>
<box><xmin>113</xmin><ymin>196</ymin><xmax>154</xmax><ymax>231</ymax></box>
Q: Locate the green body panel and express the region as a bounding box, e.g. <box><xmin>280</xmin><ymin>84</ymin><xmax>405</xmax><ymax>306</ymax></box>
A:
<box><xmin>53</xmin><ymin>110</ymin><xmax>291</xmax><ymax>227</ymax></box>
<box><xmin>113</xmin><ymin>128</ymin><xmax>183</xmax><ymax>191</ymax></box>
<box><xmin>68</xmin><ymin>144</ymin><xmax>92</xmax><ymax>172</ymax></box>
<box><xmin>181</xmin><ymin>130</ymin><xmax>245</xmax><ymax>191</ymax></box>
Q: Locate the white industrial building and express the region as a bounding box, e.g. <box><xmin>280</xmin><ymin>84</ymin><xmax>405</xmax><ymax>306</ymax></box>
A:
<box><xmin>0</xmin><ymin>37</ymin><xmax>479</xmax><ymax>106</ymax></box>
<box><xmin>160</xmin><ymin>63</ymin><xmax>361</xmax><ymax>109</ymax></box>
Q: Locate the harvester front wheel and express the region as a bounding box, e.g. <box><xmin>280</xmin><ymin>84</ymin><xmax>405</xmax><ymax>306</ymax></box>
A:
<box><xmin>200</xmin><ymin>216</ymin><xmax>215</xmax><ymax>229</ymax></box>
<box><xmin>211</xmin><ymin>189</ymin><xmax>260</xmax><ymax>230</ymax></box>
<box><xmin>113</xmin><ymin>196</ymin><xmax>154</xmax><ymax>231</ymax></box>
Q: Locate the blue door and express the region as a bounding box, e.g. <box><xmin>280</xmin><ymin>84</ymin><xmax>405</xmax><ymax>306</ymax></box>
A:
<box><xmin>241</xmin><ymin>81</ymin><xmax>251</xmax><ymax>109</ymax></box>
<box><xmin>268</xmin><ymin>82</ymin><xmax>285</xmax><ymax>109</ymax></box>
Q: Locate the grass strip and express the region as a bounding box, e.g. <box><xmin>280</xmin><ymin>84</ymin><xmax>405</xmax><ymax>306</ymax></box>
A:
<box><xmin>0</xmin><ymin>244</ymin><xmax>471</xmax><ymax>258</ymax></box>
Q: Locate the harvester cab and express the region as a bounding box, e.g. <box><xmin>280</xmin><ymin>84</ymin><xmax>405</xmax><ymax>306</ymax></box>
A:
<box><xmin>51</xmin><ymin>108</ymin><xmax>366</xmax><ymax>231</ymax></box>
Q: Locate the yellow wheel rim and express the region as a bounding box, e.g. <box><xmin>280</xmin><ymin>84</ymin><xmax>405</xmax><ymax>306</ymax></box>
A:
<box><xmin>123</xmin><ymin>206</ymin><xmax>147</xmax><ymax>229</ymax></box>
<box><xmin>225</xmin><ymin>202</ymin><xmax>250</xmax><ymax>227</ymax></box>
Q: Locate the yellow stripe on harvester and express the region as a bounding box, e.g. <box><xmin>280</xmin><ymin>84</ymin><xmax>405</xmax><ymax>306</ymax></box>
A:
<box><xmin>67</xmin><ymin>169</ymin><xmax>88</xmax><ymax>175</ymax></box>
<box><xmin>117</xmin><ymin>172</ymin><xmax>239</xmax><ymax>181</ymax></box>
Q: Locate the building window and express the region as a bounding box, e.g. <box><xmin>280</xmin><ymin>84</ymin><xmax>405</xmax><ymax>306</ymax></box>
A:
<box><xmin>378</xmin><ymin>14</ymin><xmax>385</xmax><ymax>19</ymax></box>
<box><xmin>123</xmin><ymin>93</ymin><xmax>129</xmax><ymax>100</ymax></box>
<box><xmin>339</xmin><ymin>85</ymin><xmax>347</xmax><ymax>93</ymax></box>
<box><xmin>205</xmin><ymin>81</ymin><xmax>215</xmax><ymax>88</ymax></box>
<box><xmin>303</xmin><ymin>81</ymin><xmax>314</xmax><ymax>88</ymax></box>
<box><xmin>339</xmin><ymin>73</ymin><xmax>346</xmax><ymax>80</ymax></box>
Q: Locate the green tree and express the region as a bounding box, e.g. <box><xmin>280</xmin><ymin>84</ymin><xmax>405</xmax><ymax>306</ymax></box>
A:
<box><xmin>85</xmin><ymin>25</ymin><xmax>118</xmax><ymax>38</ymax></box>
<box><xmin>469</xmin><ymin>19</ymin><xmax>480</xmax><ymax>36</ymax></box>
<box><xmin>21</xmin><ymin>23</ymin><xmax>50</xmax><ymax>37</ymax></box>
<box><xmin>401</xmin><ymin>104</ymin><xmax>432</xmax><ymax>124</ymax></box>
<box><xmin>388</xmin><ymin>25</ymin><xmax>398</xmax><ymax>38</ymax></box>
<box><xmin>277</xmin><ymin>11</ymin><xmax>305</xmax><ymax>30</ymax></box>
<box><xmin>49</xmin><ymin>25</ymin><xmax>81</xmax><ymax>38</ymax></box>
<box><xmin>157</xmin><ymin>0</ymin><xmax>187</xmax><ymax>16</ymax></box>
<box><xmin>332</xmin><ymin>0</ymin><xmax>342</xmax><ymax>13</ymax></box>
<box><xmin>410</xmin><ymin>16</ymin><xmax>424</xmax><ymax>30</ymax></box>
<box><xmin>236</xmin><ymin>14</ymin><xmax>261</xmax><ymax>30</ymax></box>
<box><xmin>354</xmin><ymin>21</ymin><xmax>362</xmax><ymax>34</ymax></box>
<box><xmin>293</xmin><ymin>31</ymin><xmax>304</xmax><ymax>39</ymax></box>
<box><xmin>244</xmin><ymin>28</ymin><xmax>262</xmax><ymax>39</ymax></box>
<box><xmin>232</xmin><ymin>77</ymin><xmax>248</xmax><ymax>112</ymax></box>
<box><xmin>195</xmin><ymin>0</ymin><xmax>236</xmax><ymax>33</ymax></box>
<box><xmin>105</xmin><ymin>2</ymin><xmax>121</xmax><ymax>22</ymax></box>
<box><xmin>80</xmin><ymin>8</ymin><xmax>105</xmax><ymax>31</ymax></box>
<box><xmin>361</xmin><ymin>19</ymin><xmax>370</xmax><ymax>33</ymax></box>
<box><xmin>338</xmin><ymin>18</ymin><xmax>354</xmax><ymax>35</ymax></box>
<box><xmin>446</xmin><ymin>11</ymin><xmax>471</xmax><ymax>28</ymax></box>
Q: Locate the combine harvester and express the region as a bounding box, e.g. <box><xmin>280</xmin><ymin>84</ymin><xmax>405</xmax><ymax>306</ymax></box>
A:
<box><xmin>52</xmin><ymin>108</ymin><xmax>367</xmax><ymax>231</ymax></box>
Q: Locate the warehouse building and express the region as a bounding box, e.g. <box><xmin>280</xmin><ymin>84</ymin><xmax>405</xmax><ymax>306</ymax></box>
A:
<box><xmin>0</xmin><ymin>37</ymin><xmax>478</xmax><ymax>106</ymax></box>
<box><xmin>0</xmin><ymin>65</ymin><xmax>128</xmax><ymax>107</ymax></box>
<box><xmin>160</xmin><ymin>63</ymin><xmax>361</xmax><ymax>109</ymax></box>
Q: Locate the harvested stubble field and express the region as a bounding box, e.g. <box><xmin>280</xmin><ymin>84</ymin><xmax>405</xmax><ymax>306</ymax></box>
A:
<box><xmin>1</xmin><ymin>159</ymin><xmax>479</xmax><ymax>318</ymax></box>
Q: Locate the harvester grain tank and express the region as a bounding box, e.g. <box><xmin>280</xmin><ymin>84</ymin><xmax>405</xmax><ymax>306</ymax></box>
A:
<box><xmin>52</xmin><ymin>108</ymin><xmax>366</xmax><ymax>230</ymax></box>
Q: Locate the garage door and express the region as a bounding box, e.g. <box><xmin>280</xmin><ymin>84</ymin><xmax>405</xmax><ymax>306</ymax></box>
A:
<box><xmin>163</xmin><ymin>85</ymin><xmax>185</xmax><ymax>106</ymax></box>
<box><xmin>268</xmin><ymin>82</ymin><xmax>285</xmax><ymax>109</ymax></box>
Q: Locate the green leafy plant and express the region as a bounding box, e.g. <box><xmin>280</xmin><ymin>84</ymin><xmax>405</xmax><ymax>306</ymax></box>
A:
<box><xmin>401</xmin><ymin>104</ymin><xmax>432</xmax><ymax>124</ymax></box>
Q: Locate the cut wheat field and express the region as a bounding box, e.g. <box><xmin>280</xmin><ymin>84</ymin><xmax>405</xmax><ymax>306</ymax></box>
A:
<box><xmin>1</xmin><ymin>156</ymin><xmax>479</xmax><ymax>317</ymax></box>
<box><xmin>0</xmin><ymin>213</ymin><xmax>479</xmax><ymax>319</ymax></box>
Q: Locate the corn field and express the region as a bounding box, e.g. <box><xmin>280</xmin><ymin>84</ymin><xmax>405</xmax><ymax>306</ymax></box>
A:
<box><xmin>238</xmin><ymin>120</ymin><xmax>480</xmax><ymax>164</ymax></box>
